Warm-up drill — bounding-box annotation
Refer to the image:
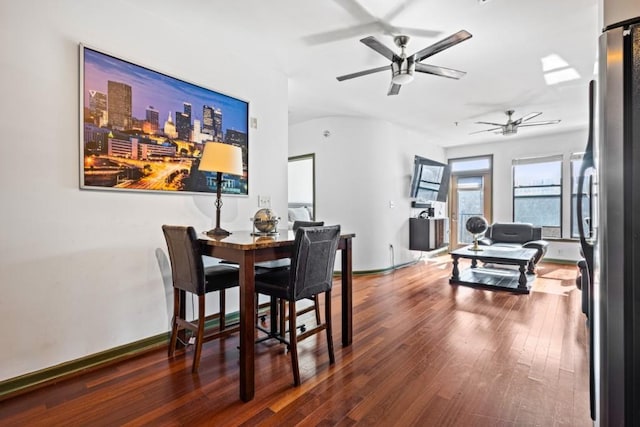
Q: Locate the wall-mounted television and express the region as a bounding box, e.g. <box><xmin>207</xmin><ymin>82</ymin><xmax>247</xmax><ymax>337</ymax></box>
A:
<box><xmin>409</xmin><ymin>155</ymin><xmax>451</xmax><ymax>202</ymax></box>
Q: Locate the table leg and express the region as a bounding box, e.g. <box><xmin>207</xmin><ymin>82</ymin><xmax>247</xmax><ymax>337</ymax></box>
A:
<box><xmin>451</xmin><ymin>255</ymin><xmax>460</xmax><ymax>281</ymax></box>
<box><xmin>518</xmin><ymin>263</ymin><xmax>528</xmax><ymax>289</ymax></box>
<box><xmin>471</xmin><ymin>258</ymin><xmax>478</xmax><ymax>269</ymax></box>
<box><xmin>527</xmin><ymin>259</ymin><xmax>535</xmax><ymax>274</ymax></box>
<box><xmin>239</xmin><ymin>251</ymin><xmax>256</xmax><ymax>402</ymax></box>
<box><xmin>341</xmin><ymin>237</ymin><xmax>353</xmax><ymax>347</ymax></box>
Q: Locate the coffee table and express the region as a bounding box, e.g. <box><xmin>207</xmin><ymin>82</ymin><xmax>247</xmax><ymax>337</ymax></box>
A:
<box><xmin>449</xmin><ymin>245</ymin><xmax>538</xmax><ymax>294</ymax></box>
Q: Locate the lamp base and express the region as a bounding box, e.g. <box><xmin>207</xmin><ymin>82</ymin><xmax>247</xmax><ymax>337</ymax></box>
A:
<box><xmin>206</xmin><ymin>227</ymin><xmax>232</xmax><ymax>237</ymax></box>
<box><xmin>469</xmin><ymin>237</ymin><xmax>484</xmax><ymax>252</ymax></box>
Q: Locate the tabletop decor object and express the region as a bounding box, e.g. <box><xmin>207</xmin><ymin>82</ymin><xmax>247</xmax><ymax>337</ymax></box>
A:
<box><xmin>199</xmin><ymin>142</ymin><xmax>243</xmax><ymax>236</ymax></box>
<box><xmin>251</xmin><ymin>208</ymin><xmax>280</xmax><ymax>235</ymax></box>
<box><xmin>466</xmin><ymin>215</ymin><xmax>489</xmax><ymax>251</ymax></box>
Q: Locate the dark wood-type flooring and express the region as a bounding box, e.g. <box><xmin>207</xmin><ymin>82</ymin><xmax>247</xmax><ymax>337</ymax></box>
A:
<box><xmin>0</xmin><ymin>258</ymin><xmax>590</xmax><ymax>426</ymax></box>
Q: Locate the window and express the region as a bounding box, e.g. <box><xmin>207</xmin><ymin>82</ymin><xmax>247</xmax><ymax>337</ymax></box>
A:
<box><xmin>450</xmin><ymin>157</ymin><xmax>492</xmax><ymax>173</ymax></box>
<box><xmin>512</xmin><ymin>155</ymin><xmax>562</xmax><ymax>238</ymax></box>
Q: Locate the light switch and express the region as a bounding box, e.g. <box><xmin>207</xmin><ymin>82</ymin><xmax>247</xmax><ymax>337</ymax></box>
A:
<box><xmin>258</xmin><ymin>195</ymin><xmax>271</xmax><ymax>207</ymax></box>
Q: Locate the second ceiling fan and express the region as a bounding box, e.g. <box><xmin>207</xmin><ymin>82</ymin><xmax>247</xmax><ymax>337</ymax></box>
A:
<box><xmin>336</xmin><ymin>30</ymin><xmax>472</xmax><ymax>96</ymax></box>
<box><xmin>471</xmin><ymin>110</ymin><xmax>561</xmax><ymax>135</ymax></box>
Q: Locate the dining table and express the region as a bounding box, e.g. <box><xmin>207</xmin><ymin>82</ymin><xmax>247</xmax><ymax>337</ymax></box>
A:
<box><xmin>196</xmin><ymin>229</ymin><xmax>355</xmax><ymax>402</ymax></box>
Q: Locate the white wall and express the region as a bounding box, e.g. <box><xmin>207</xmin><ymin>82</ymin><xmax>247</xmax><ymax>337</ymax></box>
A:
<box><xmin>445</xmin><ymin>129</ymin><xmax>588</xmax><ymax>261</ymax></box>
<box><xmin>0</xmin><ymin>1</ymin><xmax>288</xmax><ymax>381</ymax></box>
<box><xmin>289</xmin><ymin>117</ymin><xmax>445</xmax><ymax>271</ymax></box>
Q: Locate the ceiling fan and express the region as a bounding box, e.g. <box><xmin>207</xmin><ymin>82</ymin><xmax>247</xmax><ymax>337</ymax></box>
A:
<box><xmin>302</xmin><ymin>0</ymin><xmax>442</xmax><ymax>45</ymax></box>
<box><xmin>471</xmin><ymin>110</ymin><xmax>561</xmax><ymax>135</ymax></box>
<box><xmin>336</xmin><ymin>30</ymin><xmax>472</xmax><ymax>96</ymax></box>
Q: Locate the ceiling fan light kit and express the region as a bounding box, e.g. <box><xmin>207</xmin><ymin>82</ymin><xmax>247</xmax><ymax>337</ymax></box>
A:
<box><xmin>391</xmin><ymin>59</ymin><xmax>415</xmax><ymax>84</ymax></box>
<box><xmin>336</xmin><ymin>30</ymin><xmax>472</xmax><ymax>96</ymax></box>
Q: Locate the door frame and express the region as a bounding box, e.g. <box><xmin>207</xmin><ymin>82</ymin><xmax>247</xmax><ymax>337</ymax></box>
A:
<box><xmin>448</xmin><ymin>155</ymin><xmax>493</xmax><ymax>248</ymax></box>
<box><xmin>288</xmin><ymin>153</ymin><xmax>316</xmax><ymax>220</ymax></box>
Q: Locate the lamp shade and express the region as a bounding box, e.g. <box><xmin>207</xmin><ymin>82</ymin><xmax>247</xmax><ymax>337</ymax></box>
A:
<box><xmin>198</xmin><ymin>142</ymin><xmax>243</xmax><ymax>176</ymax></box>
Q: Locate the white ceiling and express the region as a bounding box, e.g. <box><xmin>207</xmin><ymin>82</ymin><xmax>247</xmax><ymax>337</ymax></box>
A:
<box><xmin>158</xmin><ymin>0</ymin><xmax>600</xmax><ymax>147</ymax></box>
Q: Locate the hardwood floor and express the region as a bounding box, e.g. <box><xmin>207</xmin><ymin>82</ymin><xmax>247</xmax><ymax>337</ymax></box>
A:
<box><xmin>0</xmin><ymin>258</ymin><xmax>591</xmax><ymax>426</ymax></box>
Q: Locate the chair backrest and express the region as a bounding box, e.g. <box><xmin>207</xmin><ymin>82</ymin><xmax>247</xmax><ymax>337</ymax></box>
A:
<box><xmin>288</xmin><ymin>225</ymin><xmax>341</xmax><ymax>301</ymax></box>
<box><xmin>292</xmin><ymin>220</ymin><xmax>324</xmax><ymax>231</ymax></box>
<box><xmin>488</xmin><ymin>222</ymin><xmax>535</xmax><ymax>243</ymax></box>
<box><xmin>162</xmin><ymin>225</ymin><xmax>206</xmax><ymax>295</ymax></box>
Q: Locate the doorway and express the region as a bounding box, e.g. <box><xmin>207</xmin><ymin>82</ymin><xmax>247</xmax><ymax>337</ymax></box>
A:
<box><xmin>448</xmin><ymin>156</ymin><xmax>493</xmax><ymax>248</ymax></box>
<box><xmin>288</xmin><ymin>154</ymin><xmax>316</xmax><ymax>222</ymax></box>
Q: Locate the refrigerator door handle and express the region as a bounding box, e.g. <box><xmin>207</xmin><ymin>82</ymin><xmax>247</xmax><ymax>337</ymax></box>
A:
<box><xmin>578</xmin><ymin>80</ymin><xmax>596</xmax><ymax>249</ymax></box>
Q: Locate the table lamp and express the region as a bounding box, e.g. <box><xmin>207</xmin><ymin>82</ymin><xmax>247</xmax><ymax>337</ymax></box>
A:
<box><xmin>198</xmin><ymin>142</ymin><xmax>243</xmax><ymax>237</ymax></box>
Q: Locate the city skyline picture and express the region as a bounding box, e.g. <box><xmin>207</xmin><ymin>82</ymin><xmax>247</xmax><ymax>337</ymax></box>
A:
<box><xmin>80</xmin><ymin>44</ymin><xmax>249</xmax><ymax>196</ymax></box>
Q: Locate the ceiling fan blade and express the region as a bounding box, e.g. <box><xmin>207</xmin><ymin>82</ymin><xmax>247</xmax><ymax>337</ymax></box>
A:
<box><xmin>302</xmin><ymin>22</ymin><xmax>381</xmax><ymax>45</ymax></box>
<box><xmin>475</xmin><ymin>121</ymin><xmax>505</xmax><ymax>126</ymax></box>
<box><xmin>519</xmin><ymin>112</ymin><xmax>542</xmax><ymax>122</ymax></box>
<box><xmin>387</xmin><ymin>82</ymin><xmax>401</xmax><ymax>96</ymax></box>
<box><xmin>382</xmin><ymin>0</ymin><xmax>420</xmax><ymax>22</ymax></box>
<box><xmin>518</xmin><ymin>120</ymin><xmax>561</xmax><ymax>127</ymax></box>
<box><xmin>513</xmin><ymin>112</ymin><xmax>542</xmax><ymax>125</ymax></box>
<box><xmin>333</xmin><ymin>0</ymin><xmax>377</xmax><ymax>23</ymax></box>
<box><xmin>415</xmin><ymin>63</ymin><xmax>466</xmax><ymax>79</ymax></box>
<box><xmin>360</xmin><ymin>36</ymin><xmax>398</xmax><ymax>61</ymax></box>
<box><xmin>413</xmin><ymin>30</ymin><xmax>472</xmax><ymax>62</ymax></box>
<box><xmin>336</xmin><ymin>65</ymin><xmax>390</xmax><ymax>81</ymax></box>
<box><xmin>387</xmin><ymin>26</ymin><xmax>442</xmax><ymax>39</ymax></box>
<box><xmin>470</xmin><ymin>127</ymin><xmax>502</xmax><ymax>135</ymax></box>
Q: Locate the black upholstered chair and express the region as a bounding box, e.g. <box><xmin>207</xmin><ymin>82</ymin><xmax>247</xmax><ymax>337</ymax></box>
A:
<box><xmin>292</xmin><ymin>220</ymin><xmax>324</xmax><ymax>231</ymax></box>
<box><xmin>259</xmin><ymin>220</ymin><xmax>325</xmax><ymax>333</ymax></box>
<box><xmin>255</xmin><ymin>225</ymin><xmax>340</xmax><ymax>386</ymax></box>
<box><xmin>478</xmin><ymin>222</ymin><xmax>549</xmax><ymax>267</ymax></box>
<box><xmin>162</xmin><ymin>225</ymin><xmax>239</xmax><ymax>373</ymax></box>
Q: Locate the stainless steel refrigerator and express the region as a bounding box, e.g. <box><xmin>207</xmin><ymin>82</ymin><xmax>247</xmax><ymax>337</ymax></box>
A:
<box><xmin>580</xmin><ymin>8</ymin><xmax>640</xmax><ymax>425</ymax></box>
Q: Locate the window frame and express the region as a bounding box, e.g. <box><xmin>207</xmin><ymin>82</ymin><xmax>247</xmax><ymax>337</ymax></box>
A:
<box><xmin>511</xmin><ymin>155</ymin><xmax>563</xmax><ymax>239</ymax></box>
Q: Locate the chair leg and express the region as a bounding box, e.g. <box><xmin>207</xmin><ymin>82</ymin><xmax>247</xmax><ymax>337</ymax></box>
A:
<box><xmin>288</xmin><ymin>300</ymin><xmax>300</xmax><ymax>386</ymax></box>
<box><xmin>169</xmin><ymin>288</ymin><xmax>180</xmax><ymax>357</ymax></box>
<box><xmin>325</xmin><ymin>291</ymin><xmax>335</xmax><ymax>364</ymax></box>
<box><xmin>313</xmin><ymin>295</ymin><xmax>321</xmax><ymax>325</ymax></box>
<box><xmin>192</xmin><ymin>295</ymin><xmax>206</xmax><ymax>373</ymax></box>
<box><xmin>269</xmin><ymin>296</ymin><xmax>278</xmax><ymax>333</ymax></box>
<box><xmin>219</xmin><ymin>289</ymin><xmax>226</xmax><ymax>331</ymax></box>
<box><xmin>279</xmin><ymin>299</ymin><xmax>286</xmax><ymax>338</ymax></box>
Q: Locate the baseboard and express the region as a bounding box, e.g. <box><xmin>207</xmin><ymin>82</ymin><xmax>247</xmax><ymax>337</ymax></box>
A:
<box><xmin>347</xmin><ymin>258</ymin><xmax>424</xmax><ymax>276</ymax></box>
<box><xmin>0</xmin><ymin>332</ymin><xmax>169</xmax><ymax>402</ymax></box>
<box><xmin>541</xmin><ymin>258</ymin><xmax>580</xmax><ymax>266</ymax></box>
<box><xmin>0</xmin><ymin>305</ymin><xmax>271</xmax><ymax>402</ymax></box>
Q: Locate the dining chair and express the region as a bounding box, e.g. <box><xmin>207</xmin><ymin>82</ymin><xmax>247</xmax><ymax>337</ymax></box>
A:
<box><xmin>254</xmin><ymin>225</ymin><xmax>340</xmax><ymax>386</ymax></box>
<box><xmin>162</xmin><ymin>225</ymin><xmax>240</xmax><ymax>373</ymax></box>
<box><xmin>256</xmin><ymin>220</ymin><xmax>325</xmax><ymax>337</ymax></box>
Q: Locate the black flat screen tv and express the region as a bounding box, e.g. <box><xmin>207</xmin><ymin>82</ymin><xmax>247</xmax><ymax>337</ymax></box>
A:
<box><xmin>409</xmin><ymin>155</ymin><xmax>451</xmax><ymax>202</ymax></box>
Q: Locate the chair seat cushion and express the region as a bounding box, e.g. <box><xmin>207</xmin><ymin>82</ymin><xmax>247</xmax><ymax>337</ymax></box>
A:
<box><xmin>204</xmin><ymin>265</ymin><xmax>239</xmax><ymax>292</ymax></box>
<box><xmin>255</xmin><ymin>268</ymin><xmax>290</xmax><ymax>299</ymax></box>
<box><xmin>255</xmin><ymin>259</ymin><xmax>291</xmax><ymax>270</ymax></box>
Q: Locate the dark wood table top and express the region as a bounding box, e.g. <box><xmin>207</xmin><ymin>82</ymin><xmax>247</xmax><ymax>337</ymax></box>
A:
<box><xmin>199</xmin><ymin>230</ymin><xmax>356</xmax><ymax>250</ymax></box>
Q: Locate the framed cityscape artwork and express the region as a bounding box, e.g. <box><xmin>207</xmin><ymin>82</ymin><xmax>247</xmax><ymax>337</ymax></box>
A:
<box><xmin>79</xmin><ymin>44</ymin><xmax>249</xmax><ymax>195</ymax></box>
